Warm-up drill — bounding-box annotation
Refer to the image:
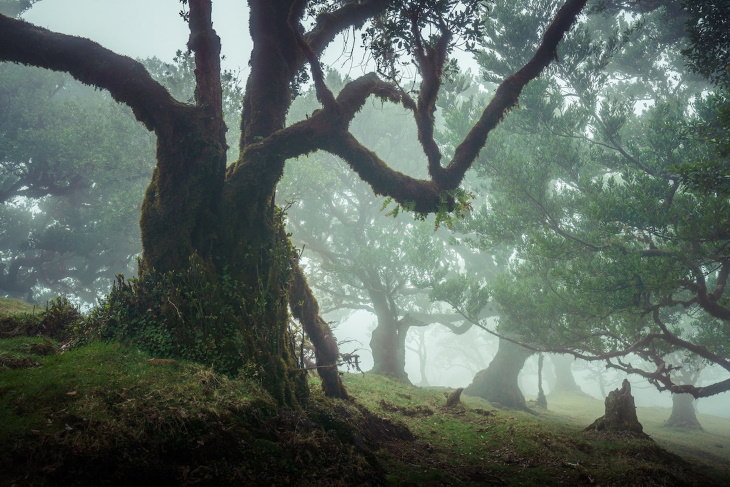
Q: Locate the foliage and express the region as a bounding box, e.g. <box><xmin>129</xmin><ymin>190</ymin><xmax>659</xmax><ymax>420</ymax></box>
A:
<box><xmin>0</xmin><ymin>62</ymin><xmax>153</xmax><ymax>304</ymax></box>
<box><xmin>0</xmin><ymin>296</ymin><xmax>80</xmax><ymax>340</ymax></box>
<box><xmin>86</xmin><ymin>256</ymin><xmax>304</xmax><ymax>397</ymax></box>
<box><xmin>682</xmin><ymin>0</ymin><xmax>730</xmax><ymax>87</ymax></box>
<box><xmin>444</xmin><ymin>0</ymin><xmax>730</xmax><ymax>397</ymax></box>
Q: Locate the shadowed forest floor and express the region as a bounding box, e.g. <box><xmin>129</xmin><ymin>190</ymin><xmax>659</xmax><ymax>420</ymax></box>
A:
<box><xmin>1</xmin><ymin>330</ymin><xmax>728</xmax><ymax>486</ymax></box>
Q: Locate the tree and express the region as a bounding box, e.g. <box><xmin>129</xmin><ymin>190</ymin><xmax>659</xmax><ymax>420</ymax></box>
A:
<box><xmin>0</xmin><ymin>0</ymin><xmax>586</xmax><ymax>404</ymax></box>
<box><xmin>550</xmin><ymin>354</ymin><xmax>582</xmax><ymax>394</ymax></box>
<box><xmin>462</xmin><ymin>0</ymin><xmax>730</xmax><ymax>398</ymax></box>
<box><xmin>0</xmin><ymin>62</ymin><xmax>153</xmax><ymax>304</ymax></box>
<box><xmin>281</xmin><ymin>79</ymin><xmax>474</xmax><ymax>382</ymax></box>
<box><xmin>0</xmin><ymin>52</ymin><xmax>242</xmax><ymax>305</ymax></box>
<box><xmin>463</xmin><ymin>336</ymin><xmax>533</xmax><ymax>409</ymax></box>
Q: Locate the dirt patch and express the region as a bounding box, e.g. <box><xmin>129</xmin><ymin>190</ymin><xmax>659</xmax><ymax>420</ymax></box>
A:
<box><xmin>379</xmin><ymin>399</ymin><xmax>434</xmax><ymax>417</ymax></box>
<box><xmin>0</xmin><ymin>353</ymin><xmax>39</xmax><ymax>369</ymax></box>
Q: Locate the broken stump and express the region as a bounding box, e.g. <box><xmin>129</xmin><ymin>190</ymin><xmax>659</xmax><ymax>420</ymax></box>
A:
<box><xmin>585</xmin><ymin>379</ymin><xmax>647</xmax><ymax>437</ymax></box>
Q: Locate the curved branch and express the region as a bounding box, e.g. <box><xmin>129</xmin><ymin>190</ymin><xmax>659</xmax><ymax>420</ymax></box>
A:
<box><xmin>323</xmin><ymin>130</ymin><xmax>447</xmax><ymax>213</ymax></box>
<box><xmin>440</xmin><ymin>0</ymin><xmax>588</xmax><ymax>189</ymax></box>
<box><xmin>400</xmin><ymin>312</ymin><xmax>473</xmax><ymax>335</ymax></box>
<box><xmin>0</xmin><ymin>14</ymin><xmax>188</xmax><ymax>132</ymax></box>
<box><xmin>684</xmin><ymin>263</ymin><xmax>730</xmax><ymax>321</ymax></box>
<box><xmin>304</xmin><ymin>0</ymin><xmax>389</xmax><ymax>57</ymax></box>
<box><xmin>336</xmin><ymin>72</ymin><xmax>417</xmax><ymax>118</ymax></box>
<box><xmin>289</xmin><ymin>254</ymin><xmax>349</xmax><ymax>399</ymax></box>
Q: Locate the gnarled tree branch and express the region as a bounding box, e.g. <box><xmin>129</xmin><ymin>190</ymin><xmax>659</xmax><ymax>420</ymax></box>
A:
<box><xmin>0</xmin><ymin>14</ymin><xmax>189</xmax><ymax>132</ymax></box>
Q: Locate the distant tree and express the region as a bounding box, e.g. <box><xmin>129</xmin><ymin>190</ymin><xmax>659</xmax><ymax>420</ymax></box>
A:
<box><xmin>0</xmin><ymin>62</ymin><xmax>153</xmax><ymax>303</ymax></box>
<box><xmin>463</xmin><ymin>337</ymin><xmax>533</xmax><ymax>409</ymax></box>
<box><xmin>550</xmin><ymin>354</ymin><xmax>582</xmax><ymax>394</ymax></box>
<box><xmin>0</xmin><ymin>0</ymin><xmax>586</xmax><ymax>403</ymax></box>
<box><xmin>462</xmin><ymin>0</ymin><xmax>730</xmax><ymax>398</ymax></box>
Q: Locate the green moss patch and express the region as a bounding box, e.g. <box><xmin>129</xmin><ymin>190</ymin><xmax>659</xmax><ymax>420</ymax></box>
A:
<box><xmin>341</xmin><ymin>374</ymin><xmax>728</xmax><ymax>486</ymax></box>
<box><xmin>0</xmin><ymin>340</ymin><xmax>390</xmax><ymax>486</ymax></box>
<box><xmin>2</xmin><ymin>342</ymin><xmax>728</xmax><ymax>486</ymax></box>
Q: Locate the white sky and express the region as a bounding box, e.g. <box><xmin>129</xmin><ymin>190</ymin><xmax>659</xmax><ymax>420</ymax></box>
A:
<box><xmin>23</xmin><ymin>1</ymin><xmax>474</xmax><ymax>79</ymax></box>
<box><xmin>25</xmin><ymin>0</ymin><xmax>252</xmax><ymax>71</ymax></box>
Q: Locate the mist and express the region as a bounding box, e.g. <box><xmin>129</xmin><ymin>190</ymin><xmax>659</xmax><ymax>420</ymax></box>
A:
<box><xmin>1</xmin><ymin>0</ymin><xmax>729</xmax><ymax>485</ymax></box>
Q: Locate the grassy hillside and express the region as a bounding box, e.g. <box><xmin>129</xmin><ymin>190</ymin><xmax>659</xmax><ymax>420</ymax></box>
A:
<box><xmin>0</xmin><ymin>297</ymin><xmax>39</xmax><ymax>318</ymax></box>
<box><xmin>1</xmin><ymin>335</ymin><xmax>728</xmax><ymax>486</ymax></box>
<box><xmin>342</xmin><ymin>374</ymin><xmax>730</xmax><ymax>486</ymax></box>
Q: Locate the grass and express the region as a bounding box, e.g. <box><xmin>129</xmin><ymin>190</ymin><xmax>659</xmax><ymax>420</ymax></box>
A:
<box><xmin>0</xmin><ymin>297</ymin><xmax>39</xmax><ymax>318</ymax></box>
<box><xmin>0</xmin><ymin>339</ymin><xmax>387</xmax><ymax>486</ymax></box>
<box><xmin>1</xmin><ymin>335</ymin><xmax>728</xmax><ymax>486</ymax></box>
<box><xmin>546</xmin><ymin>390</ymin><xmax>730</xmax><ymax>474</ymax></box>
<box><xmin>341</xmin><ymin>374</ymin><xmax>730</xmax><ymax>486</ymax></box>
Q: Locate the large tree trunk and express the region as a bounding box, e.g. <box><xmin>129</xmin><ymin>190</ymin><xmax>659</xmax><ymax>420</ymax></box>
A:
<box><xmin>369</xmin><ymin>315</ymin><xmax>409</xmax><ymax>382</ymax></box>
<box><xmin>369</xmin><ymin>288</ymin><xmax>409</xmax><ymax>382</ymax></box>
<box><xmin>551</xmin><ymin>354</ymin><xmax>582</xmax><ymax>394</ymax></box>
<box><xmin>99</xmin><ymin>0</ymin><xmax>309</xmax><ymax>407</ymax></box>
<box><xmin>665</xmin><ymin>393</ymin><xmax>703</xmax><ymax>430</ymax></box>
<box><xmin>464</xmin><ymin>338</ymin><xmax>532</xmax><ymax>409</ymax></box>
<box><xmin>119</xmin><ymin>153</ymin><xmax>308</xmax><ymax>406</ymax></box>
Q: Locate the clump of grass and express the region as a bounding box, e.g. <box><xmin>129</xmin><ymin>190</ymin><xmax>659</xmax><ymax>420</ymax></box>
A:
<box><xmin>0</xmin><ymin>336</ymin><xmax>59</xmax><ymax>369</ymax></box>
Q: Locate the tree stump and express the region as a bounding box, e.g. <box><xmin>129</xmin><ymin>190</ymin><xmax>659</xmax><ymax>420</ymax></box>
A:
<box><xmin>585</xmin><ymin>379</ymin><xmax>647</xmax><ymax>437</ymax></box>
<box><xmin>446</xmin><ymin>387</ymin><xmax>464</xmax><ymax>408</ymax></box>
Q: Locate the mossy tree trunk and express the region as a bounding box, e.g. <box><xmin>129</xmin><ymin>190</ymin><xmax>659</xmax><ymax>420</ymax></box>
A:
<box><xmin>0</xmin><ymin>0</ymin><xmax>588</xmax><ymax>406</ymax></box>
<box><xmin>464</xmin><ymin>338</ymin><xmax>532</xmax><ymax>409</ymax></box>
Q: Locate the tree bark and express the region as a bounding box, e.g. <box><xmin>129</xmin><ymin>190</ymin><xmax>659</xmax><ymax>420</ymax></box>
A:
<box><xmin>464</xmin><ymin>338</ymin><xmax>532</xmax><ymax>409</ymax></box>
<box><xmin>369</xmin><ymin>302</ymin><xmax>410</xmax><ymax>382</ymax></box>
<box><xmin>585</xmin><ymin>379</ymin><xmax>647</xmax><ymax>436</ymax></box>
<box><xmin>665</xmin><ymin>393</ymin><xmax>703</xmax><ymax>430</ymax></box>
<box><xmin>288</xmin><ymin>256</ymin><xmax>349</xmax><ymax>399</ymax></box>
<box><xmin>551</xmin><ymin>354</ymin><xmax>583</xmax><ymax>394</ymax></box>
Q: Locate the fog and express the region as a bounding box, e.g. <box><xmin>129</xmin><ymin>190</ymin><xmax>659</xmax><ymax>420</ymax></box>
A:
<box><xmin>4</xmin><ymin>0</ymin><xmax>729</xmax><ymax>435</ymax></box>
<box><xmin>332</xmin><ymin>312</ymin><xmax>730</xmax><ymax>419</ymax></box>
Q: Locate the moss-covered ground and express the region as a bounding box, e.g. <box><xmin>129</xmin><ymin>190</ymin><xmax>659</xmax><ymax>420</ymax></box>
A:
<box><xmin>1</xmin><ymin>328</ymin><xmax>728</xmax><ymax>485</ymax></box>
<box><xmin>342</xmin><ymin>374</ymin><xmax>729</xmax><ymax>486</ymax></box>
